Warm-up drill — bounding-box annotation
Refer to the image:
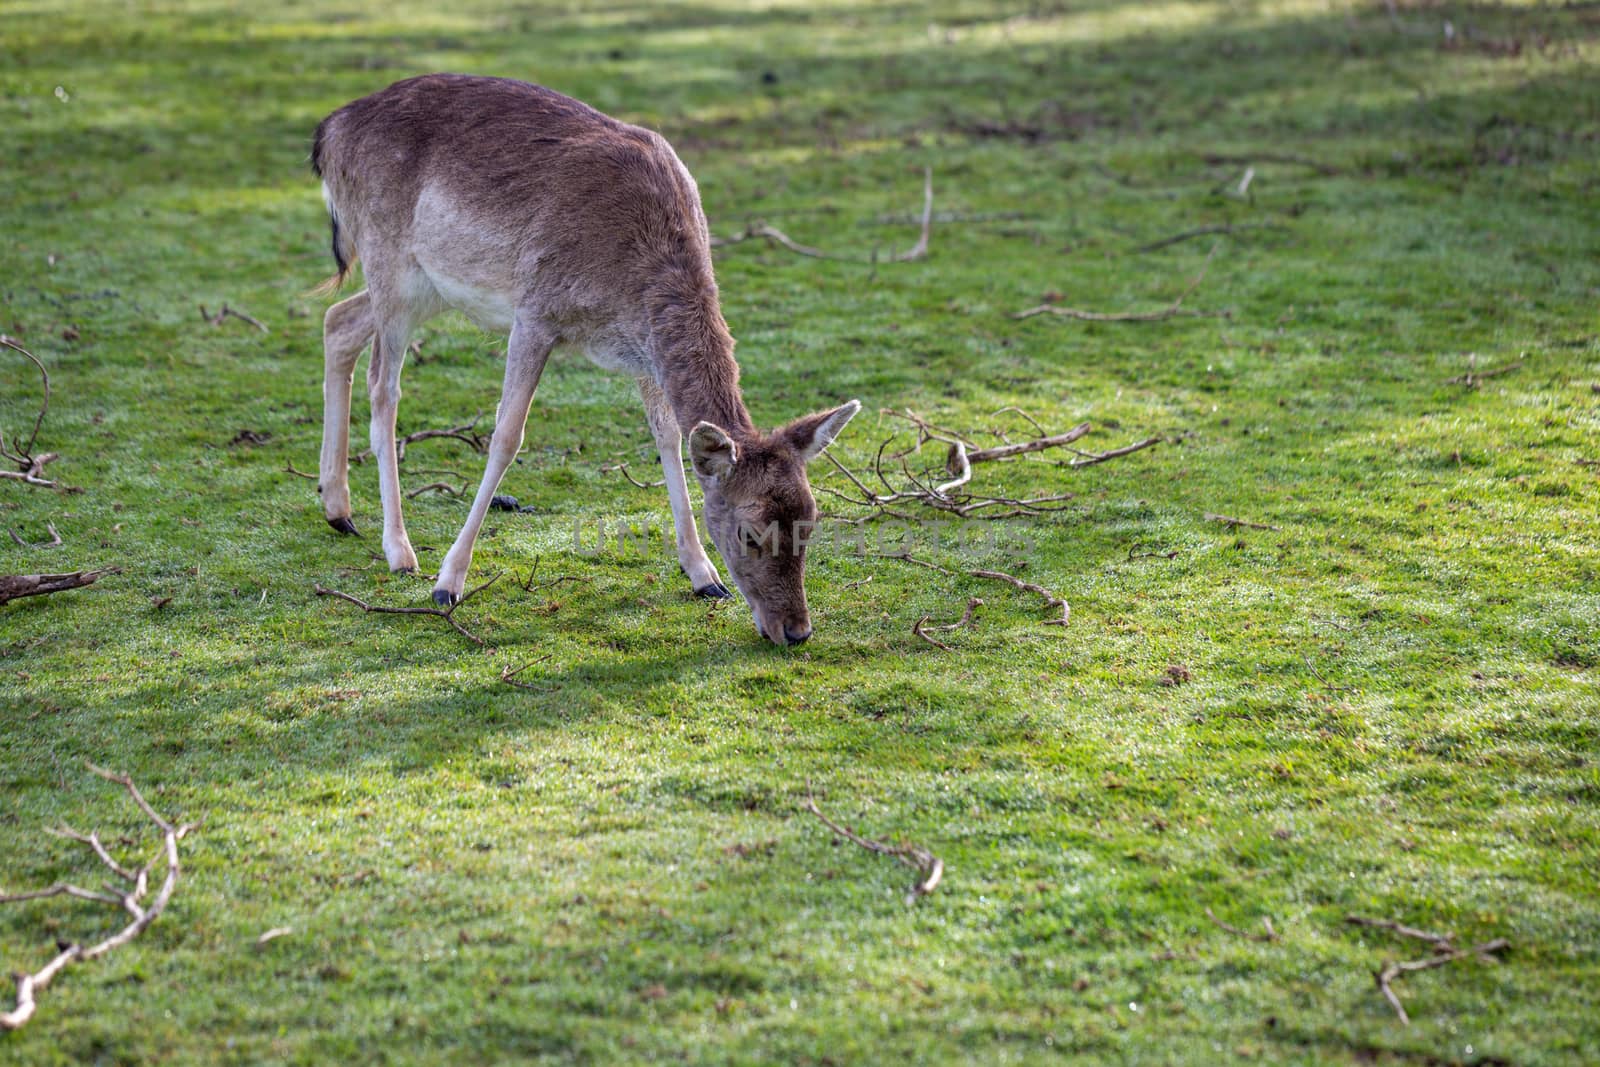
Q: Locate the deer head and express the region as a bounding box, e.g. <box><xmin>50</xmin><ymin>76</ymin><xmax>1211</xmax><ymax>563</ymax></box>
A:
<box><xmin>689</xmin><ymin>400</ymin><xmax>860</xmax><ymax>646</ymax></box>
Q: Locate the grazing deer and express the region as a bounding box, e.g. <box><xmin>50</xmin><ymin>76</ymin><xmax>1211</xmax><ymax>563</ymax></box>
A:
<box><xmin>311</xmin><ymin>74</ymin><xmax>859</xmax><ymax>645</ymax></box>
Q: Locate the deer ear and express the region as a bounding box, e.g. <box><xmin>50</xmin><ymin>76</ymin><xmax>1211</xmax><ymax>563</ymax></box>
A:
<box><xmin>688</xmin><ymin>421</ymin><xmax>739</xmax><ymax>478</ymax></box>
<box><xmin>785</xmin><ymin>399</ymin><xmax>861</xmax><ymax>462</ymax></box>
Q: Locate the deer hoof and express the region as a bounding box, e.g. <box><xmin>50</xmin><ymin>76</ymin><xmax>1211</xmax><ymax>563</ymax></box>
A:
<box><xmin>432</xmin><ymin>588</ymin><xmax>460</xmax><ymax>607</ymax></box>
<box><xmin>328</xmin><ymin>516</ymin><xmax>359</xmax><ymax>536</ymax></box>
<box><xmin>693</xmin><ymin>581</ymin><xmax>733</xmax><ymax>599</ymax></box>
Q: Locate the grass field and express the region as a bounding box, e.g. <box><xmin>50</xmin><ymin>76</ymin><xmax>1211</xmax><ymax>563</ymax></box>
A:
<box><xmin>2</xmin><ymin>0</ymin><xmax>1598</xmax><ymax>1062</ymax></box>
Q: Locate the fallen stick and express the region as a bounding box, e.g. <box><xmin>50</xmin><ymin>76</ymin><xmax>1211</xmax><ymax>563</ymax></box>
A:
<box><xmin>970</xmin><ymin>569</ymin><xmax>1069</xmax><ymax>626</ymax></box>
<box><xmin>1066</xmin><ymin>436</ymin><xmax>1162</xmax><ymax>467</ymax></box>
<box><xmin>876</xmin><ymin>554</ymin><xmax>1070</xmax><ymax>628</ymax></box>
<box><xmin>600</xmin><ymin>461</ymin><xmax>665</xmax><ymax>489</ymax></box>
<box><xmin>1133</xmin><ymin>221</ymin><xmax>1288</xmax><ymax>254</ymax></box>
<box><xmin>804</xmin><ymin>792</ymin><xmax>943</xmax><ymax>905</ymax></box>
<box><xmin>0</xmin><ymin>335</ymin><xmax>49</xmax><ymax>470</ymax></box>
<box><xmin>0</xmin><ymin>568</ymin><xmax>117</xmax><ymax>606</ymax></box>
<box><xmin>958</xmin><ymin>423</ymin><xmax>1091</xmax><ymax>465</ymax></box>
<box><xmin>712</xmin><ymin>168</ymin><xmax>933</xmax><ymax>265</ymax></box>
<box><xmin>1344</xmin><ymin>915</ymin><xmax>1454</xmax><ymax>951</ymax></box>
<box><xmin>313</xmin><ymin>571</ymin><xmax>502</xmax><ymax>645</ymax></box>
<box><xmin>354</xmin><ymin>413</ymin><xmax>488</xmax><ymax>464</ymax></box>
<box><xmin>198</xmin><ymin>303</ymin><xmax>269</xmax><ymax>332</ymax></box>
<box><xmin>1015</xmin><ymin>243</ymin><xmax>1225</xmax><ymax>322</ymax></box>
<box><xmin>1375</xmin><ymin>939</ymin><xmax>1509</xmax><ymax>1026</ymax></box>
<box><xmin>499</xmin><ymin>654</ymin><xmax>555</xmax><ymax>690</ymax></box>
<box><xmin>1205</xmin><ymin>512</ymin><xmax>1280</xmax><ymax>531</ymax></box>
<box><xmin>1445</xmin><ymin>362</ymin><xmax>1521</xmax><ymax>387</ymax></box>
<box><xmin>0</xmin><ymin>763</ymin><xmax>200</xmax><ymax>1031</ymax></box>
<box><xmin>1205</xmin><ymin>906</ymin><xmax>1280</xmax><ymax>942</ymax></box>
<box><xmin>8</xmin><ymin>522</ymin><xmax>61</xmax><ymax>548</ymax></box>
<box><xmin>912</xmin><ymin>597</ymin><xmax>983</xmax><ymax>651</ymax></box>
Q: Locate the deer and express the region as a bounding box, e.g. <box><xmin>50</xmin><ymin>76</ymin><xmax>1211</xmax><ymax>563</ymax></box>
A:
<box><xmin>310</xmin><ymin>74</ymin><xmax>860</xmax><ymax>646</ymax></box>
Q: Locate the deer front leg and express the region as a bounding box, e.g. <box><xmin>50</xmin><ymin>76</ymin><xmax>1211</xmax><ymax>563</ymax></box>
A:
<box><xmin>319</xmin><ymin>290</ymin><xmax>373</xmax><ymax>535</ymax></box>
<box><xmin>433</xmin><ymin>318</ymin><xmax>553</xmax><ymax>606</ymax></box>
<box><xmin>639</xmin><ymin>377</ymin><xmax>729</xmax><ymax>598</ymax></box>
<box><xmin>367</xmin><ymin>317</ymin><xmax>418</xmax><ymax>573</ymax></box>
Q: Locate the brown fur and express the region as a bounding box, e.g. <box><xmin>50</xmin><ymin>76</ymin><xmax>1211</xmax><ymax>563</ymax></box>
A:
<box><xmin>310</xmin><ymin>75</ymin><xmax>858</xmax><ymax>645</ymax></box>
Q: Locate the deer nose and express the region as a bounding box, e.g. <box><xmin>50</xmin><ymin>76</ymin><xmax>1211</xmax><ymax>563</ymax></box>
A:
<box><xmin>782</xmin><ymin>623</ymin><xmax>811</xmax><ymax>646</ymax></box>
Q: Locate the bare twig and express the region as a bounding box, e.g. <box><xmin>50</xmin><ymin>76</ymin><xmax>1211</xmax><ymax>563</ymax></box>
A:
<box><xmin>804</xmin><ymin>791</ymin><xmax>943</xmax><ymax>905</ymax></box>
<box><xmin>1133</xmin><ymin>222</ymin><xmax>1288</xmax><ymax>254</ymax></box>
<box><xmin>1015</xmin><ymin>243</ymin><xmax>1226</xmax><ymax>322</ymax></box>
<box><xmin>1066</xmin><ymin>437</ymin><xmax>1162</xmax><ymax>467</ymax></box>
<box><xmin>959</xmin><ymin>423</ymin><xmax>1091</xmax><ymax>465</ymax></box>
<box><xmin>875</xmin><ymin>554</ymin><xmax>1070</xmax><ymax>628</ymax></box>
<box><xmin>1445</xmin><ymin>362</ymin><xmax>1521</xmax><ymax>387</ymax></box>
<box><xmin>406</xmin><ymin>481</ymin><xmax>466</xmax><ymax>499</ymax></box>
<box><xmin>912</xmin><ymin>597</ymin><xmax>983</xmax><ymax>651</ymax></box>
<box><xmin>282</xmin><ymin>463</ymin><xmax>318</xmax><ymax>481</ymax></box>
<box><xmin>7</xmin><ymin>523</ymin><xmax>61</xmax><ymax>548</ymax></box>
<box><xmin>1344</xmin><ymin>914</ymin><xmax>1509</xmax><ymax>1025</ymax></box>
<box><xmin>354</xmin><ymin>413</ymin><xmax>488</xmax><ymax>464</ymax></box>
<box><xmin>313</xmin><ymin>572</ymin><xmax>503</xmax><ymax>645</ymax></box>
<box><xmin>1205</xmin><ymin>907</ymin><xmax>1280</xmax><ymax>942</ymax></box>
<box><xmin>0</xmin><ymin>335</ymin><xmax>49</xmax><ymax>467</ymax></box>
<box><xmin>712</xmin><ymin>168</ymin><xmax>933</xmax><ymax>264</ymax></box>
<box><xmin>1</xmin><ymin>763</ymin><xmax>198</xmax><ymax>1031</ymax></box>
<box><xmin>0</xmin><ymin>568</ymin><xmax>118</xmax><ymax>607</ymax></box>
<box><xmin>500</xmin><ymin>654</ymin><xmax>555</xmax><ymax>690</ymax></box>
<box><xmin>970</xmin><ymin>569</ymin><xmax>1070</xmax><ymax>627</ymax></box>
<box><xmin>1375</xmin><ymin>940</ymin><xmax>1509</xmax><ymax>1025</ymax></box>
<box><xmin>198</xmin><ymin>303</ymin><xmax>269</xmax><ymax>332</ymax></box>
<box><xmin>1344</xmin><ymin>916</ymin><xmax>1454</xmax><ymax>950</ymax></box>
<box><xmin>254</xmin><ymin>927</ymin><xmax>293</xmax><ymax>948</ymax></box>
<box><xmin>600</xmin><ymin>461</ymin><xmax>665</xmax><ymax>489</ymax></box>
<box><xmin>1205</xmin><ymin>512</ymin><xmax>1281</xmax><ymax>531</ymax></box>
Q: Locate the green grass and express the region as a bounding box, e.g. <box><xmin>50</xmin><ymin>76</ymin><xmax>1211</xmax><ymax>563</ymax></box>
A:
<box><xmin>2</xmin><ymin>0</ymin><xmax>1598</xmax><ymax>1062</ymax></box>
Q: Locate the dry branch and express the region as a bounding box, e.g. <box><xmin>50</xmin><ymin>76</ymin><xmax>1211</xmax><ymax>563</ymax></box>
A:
<box><xmin>1015</xmin><ymin>243</ymin><xmax>1226</xmax><ymax>322</ymax></box>
<box><xmin>1345</xmin><ymin>914</ymin><xmax>1509</xmax><ymax>1025</ymax></box>
<box><xmin>1205</xmin><ymin>906</ymin><xmax>1279</xmax><ymax>942</ymax></box>
<box><xmin>313</xmin><ymin>571</ymin><xmax>502</xmax><ymax>645</ymax></box>
<box><xmin>821</xmin><ymin>415</ymin><xmax>1150</xmax><ymax>523</ymax></box>
<box><xmin>8</xmin><ymin>523</ymin><xmax>61</xmax><ymax>548</ymax></box>
<box><xmin>600</xmin><ymin>461</ymin><xmax>665</xmax><ymax>489</ymax></box>
<box><xmin>1445</xmin><ymin>362</ymin><xmax>1521</xmax><ymax>387</ymax></box>
<box><xmin>912</xmin><ymin>597</ymin><xmax>983</xmax><ymax>651</ymax></box>
<box><xmin>0</xmin><ymin>336</ymin><xmax>65</xmax><ymax>490</ymax></box>
<box><xmin>198</xmin><ymin>303</ymin><xmax>268</xmax><ymax>332</ymax></box>
<box><xmin>959</xmin><ymin>423</ymin><xmax>1091</xmax><ymax>465</ymax></box>
<box><xmin>406</xmin><ymin>481</ymin><xmax>466</xmax><ymax>499</ymax></box>
<box><xmin>500</xmin><ymin>654</ymin><xmax>555</xmax><ymax>691</ymax></box>
<box><xmin>0</xmin><ymin>568</ymin><xmax>117</xmax><ymax>607</ymax></box>
<box><xmin>1133</xmin><ymin>221</ymin><xmax>1287</xmax><ymax>254</ymax></box>
<box><xmin>804</xmin><ymin>792</ymin><xmax>942</xmax><ymax>906</ymax></box>
<box><xmin>876</xmin><ymin>554</ymin><xmax>1070</xmax><ymax>629</ymax></box>
<box><xmin>282</xmin><ymin>463</ymin><xmax>318</xmax><ymax>481</ymax></box>
<box><xmin>712</xmin><ymin>168</ymin><xmax>933</xmax><ymax>264</ymax></box>
<box><xmin>970</xmin><ymin>569</ymin><xmax>1069</xmax><ymax>626</ymax></box>
<box><xmin>1</xmin><ymin>763</ymin><xmax>198</xmax><ymax>1031</ymax></box>
<box><xmin>354</xmin><ymin>413</ymin><xmax>488</xmax><ymax>464</ymax></box>
<box><xmin>1205</xmin><ymin>511</ymin><xmax>1280</xmax><ymax>531</ymax></box>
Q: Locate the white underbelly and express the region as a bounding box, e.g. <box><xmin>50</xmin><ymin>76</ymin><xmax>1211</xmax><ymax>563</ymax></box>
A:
<box><xmin>421</xmin><ymin>269</ymin><xmax>516</xmax><ymax>333</ymax></box>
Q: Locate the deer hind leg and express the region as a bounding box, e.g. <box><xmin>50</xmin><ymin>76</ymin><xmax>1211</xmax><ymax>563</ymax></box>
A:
<box><xmin>319</xmin><ymin>289</ymin><xmax>373</xmax><ymax>534</ymax></box>
<box><xmin>367</xmin><ymin>305</ymin><xmax>420</xmax><ymax>574</ymax></box>
<box><xmin>432</xmin><ymin>314</ymin><xmax>554</xmax><ymax>606</ymax></box>
<box><xmin>639</xmin><ymin>377</ymin><xmax>729</xmax><ymax>598</ymax></box>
